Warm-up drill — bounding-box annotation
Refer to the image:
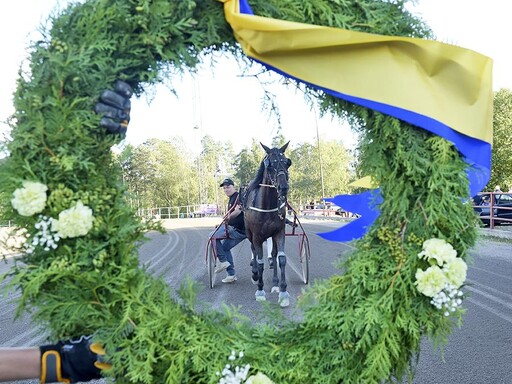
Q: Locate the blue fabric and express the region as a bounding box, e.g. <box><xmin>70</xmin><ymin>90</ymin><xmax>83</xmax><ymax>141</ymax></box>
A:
<box><xmin>234</xmin><ymin>0</ymin><xmax>491</xmax><ymax>242</ymax></box>
<box><xmin>246</xmin><ymin>56</ymin><xmax>489</xmax><ymax>242</ymax></box>
<box><xmin>321</xmin><ymin>191</ymin><xmax>382</xmax><ymax>242</ymax></box>
<box><xmin>239</xmin><ymin>0</ymin><xmax>253</xmax><ymax>14</ymax></box>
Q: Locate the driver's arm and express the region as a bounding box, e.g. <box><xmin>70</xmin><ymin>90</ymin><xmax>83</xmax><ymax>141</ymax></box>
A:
<box><xmin>0</xmin><ymin>347</ymin><xmax>40</xmax><ymax>382</ymax></box>
<box><xmin>228</xmin><ymin>205</ymin><xmax>242</xmax><ymax>219</ymax></box>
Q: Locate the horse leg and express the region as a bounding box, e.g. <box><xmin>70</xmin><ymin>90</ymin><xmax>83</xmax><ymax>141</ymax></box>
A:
<box><xmin>251</xmin><ymin>242</ymin><xmax>266</xmax><ymax>301</ymax></box>
<box><xmin>250</xmin><ymin>242</ymin><xmax>260</xmax><ymax>283</ymax></box>
<box><xmin>271</xmin><ymin>240</ymin><xmax>279</xmax><ymax>294</ymax></box>
<box><xmin>250</xmin><ymin>242</ymin><xmax>257</xmax><ymax>281</ymax></box>
<box><xmin>274</xmin><ymin>233</ymin><xmax>289</xmax><ymax>307</ymax></box>
<box><xmin>267</xmin><ymin>238</ymin><xmax>274</xmax><ymax>269</ymax></box>
<box><xmin>277</xmin><ymin>252</ymin><xmax>289</xmax><ymax>307</ymax></box>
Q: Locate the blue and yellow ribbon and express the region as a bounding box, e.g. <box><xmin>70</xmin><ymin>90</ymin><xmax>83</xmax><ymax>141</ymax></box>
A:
<box><xmin>219</xmin><ymin>0</ymin><xmax>493</xmax><ymax>241</ymax></box>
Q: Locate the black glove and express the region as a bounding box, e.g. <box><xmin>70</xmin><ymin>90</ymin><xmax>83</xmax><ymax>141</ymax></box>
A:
<box><xmin>40</xmin><ymin>335</ymin><xmax>111</xmax><ymax>383</ymax></box>
<box><xmin>94</xmin><ymin>79</ymin><xmax>133</xmax><ymax>136</ymax></box>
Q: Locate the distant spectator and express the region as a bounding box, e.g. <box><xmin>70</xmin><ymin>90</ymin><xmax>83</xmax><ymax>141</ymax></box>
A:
<box><xmin>473</xmin><ymin>195</ymin><xmax>489</xmax><ymax>206</ymax></box>
<box><xmin>494</xmin><ymin>185</ymin><xmax>502</xmax><ymax>193</ymax></box>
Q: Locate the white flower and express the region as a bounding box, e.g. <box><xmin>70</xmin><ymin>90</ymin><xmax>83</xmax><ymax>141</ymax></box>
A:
<box><xmin>415</xmin><ymin>265</ymin><xmax>447</xmax><ymax>297</ymax></box>
<box><xmin>11</xmin><ymin>181</ymin><xmax>48</xmax><ymax>216</ymax></box>
<box><xmin>431</xmin><ymin>283</ymin><xmax>464</xmax><ymax>315</ymax></box>
<box><xmin>52</xmin><ymin>201</ymin><xmax>94</xmax><ymax>238</ymax></box>
<box><xmin>418</xmin><ymin>238</ymin><xmax>457</xmax><ymax>266</ymax></box>
<box><xmin>416</xmin><ymin>239</ymin><xmax>468</xmax><ymax>313</ymax></box>
<box><xmin>24</xmin><ymin>215</ymin><xmax>61</xmax><ymax>253</ymax></box>
<box><xmin>442</xmin><ymin>258</ymin><xmax>468</xmax><ymax>288</ymax></box>
<box><xmin>217</xmin><ymin>351</ymin><xmax>252</xmax><ymax>384</ymax></box>
<box><xmin>245</xmin><ymin>373</ymin><xmax>274</xmax><ymax>384</ymax></box>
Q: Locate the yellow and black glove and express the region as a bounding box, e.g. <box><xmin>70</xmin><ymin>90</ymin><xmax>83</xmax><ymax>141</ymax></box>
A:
<box><xmin>94</xmin><ymin>79</ymin><xmax>133</xmax><ymax>137</ymax></box>
<box><xmin>39</xmin><ymin>335</ymin><xmax>111</xmax><ymax>383</ymax></box>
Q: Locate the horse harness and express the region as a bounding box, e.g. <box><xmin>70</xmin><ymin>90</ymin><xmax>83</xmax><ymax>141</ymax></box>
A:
<box><xmin>246</xmin><ymin>152</ymin><xmax>290</xmax><ymax>220</ymax></box>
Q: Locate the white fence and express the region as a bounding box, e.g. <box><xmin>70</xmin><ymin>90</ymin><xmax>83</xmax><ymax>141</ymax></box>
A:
<box><xmin>136</xmin><ymin>204</ymin><xmax>223</xmax><ymax>220</ymax></box>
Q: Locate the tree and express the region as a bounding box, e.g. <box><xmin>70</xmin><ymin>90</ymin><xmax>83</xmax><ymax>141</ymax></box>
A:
<box><xmin>196</xmin><ymin>135</ymin><xmax>235</xmax><ymax>205</ymax></box>
<box><xmin>488</xmin><ymin>89</ymin><xmax>512</xmax><ymax>191</ymax></box>
<box><xmin>271</xmin><ymin>132</ymin><xmax>288</xmax><ymax>148</ymax></box>
<box><xmin>318</xmin><ymin>140</ymin><xmax>354</xmax><ymax>197</ymax></box>
<box><xmin>120</xmin><ymin>138</ymin><xmax>198</xmax><ymax>208</ymax></box>
<box><xmin>119</xmin><ymin>143</ymin><xmax>158</xmax><ymax>208</ymax></box>
<box><xmin>233</xmin><ymin>139</ymin><xmax>265</xmax><ymax>186</ymax></box>
<box><xmin>288</xmin><ymin>142</ymin><xmax>320</xmax><ymax>204</ymax></box>
<box><xmin>287</xmin><ymin>139</ymin><xmax>353</xmax><ymax>206</ymax></box>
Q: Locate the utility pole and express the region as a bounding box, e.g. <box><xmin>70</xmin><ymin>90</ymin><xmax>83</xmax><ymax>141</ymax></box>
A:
<box><xmin>215</xmin><ymin>168</ymin><xmax>220</xmax><ymax>215</ymax></box>
<box><xmin>192</xmin><ymin>78</ymin><xmax>207</xmax><ymax>204</ymax></box>
<box><xmin>314</xmin><ymin>107</ymin><xmax>326</xmax><ymax>198</ymax></box>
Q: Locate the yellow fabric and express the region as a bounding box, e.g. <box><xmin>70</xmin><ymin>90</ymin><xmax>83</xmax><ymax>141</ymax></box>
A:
<box><xmin>218</xmin><ymin>0</ymin><xmax>493</xmax><ymax>145</ymax></box>
<box><xmin>349</xmin><ymin>176</ymin><xmax>377</xmax><ymax>189</ymax></box>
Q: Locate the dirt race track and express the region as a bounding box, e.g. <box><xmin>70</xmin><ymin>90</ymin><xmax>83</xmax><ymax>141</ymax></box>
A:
<box><xmin>1</xmin><ymin>218</ymin><xmax>512</xmax><ymax>383</ymax></box>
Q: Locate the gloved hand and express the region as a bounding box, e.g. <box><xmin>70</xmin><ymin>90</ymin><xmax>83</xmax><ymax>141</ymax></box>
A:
<box><xmin>39</xmin><ymin>335</ymin><xmax>111</xmax><ymax>383</ymax></box>
<box><xmin>94</xmin><ymin>79</ymin><xmax>133</xmax><ymax>136</ymax></box>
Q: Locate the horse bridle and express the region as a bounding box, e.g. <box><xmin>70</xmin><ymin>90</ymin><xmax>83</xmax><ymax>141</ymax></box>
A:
<box><xmin>249</xmin><ymin>153</ymin><xmax>289</xmax><ymax>219</ymax></box>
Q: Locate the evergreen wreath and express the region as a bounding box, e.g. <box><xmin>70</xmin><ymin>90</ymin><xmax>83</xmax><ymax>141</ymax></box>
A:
<box><xmin>0</xmin><ymin>0</ymin><xmax>480</xmax><ymax>383</ymax></box>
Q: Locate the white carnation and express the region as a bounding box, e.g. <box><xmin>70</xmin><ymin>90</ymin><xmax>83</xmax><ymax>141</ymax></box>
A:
<box><xmin>418</xmin><ymin>238</ymin><xmax>457</xmax><ymax>266</ymax></box>
<box><xmin>245</xmin><ymin>373</ymin><xmax>275</xmax><ymax>384</ymax></box>
<box><xmin>11</xmin><ymin>181</ymin><xmax>48</xmax><ymax>216</ymax></box>
<box><xmin>442</xmin><ymin>258</ymin><xmax>468</xmax><ymax>288</ymax></box>
<box><xmin>415</xmin><ymin>266</ymin><xmax>447</xmax><ymax>297</ymax></box>
<box><xmin>52</xmin><ymin>201</ymin><xmax>94</xmax><ymax>238</ymax></box>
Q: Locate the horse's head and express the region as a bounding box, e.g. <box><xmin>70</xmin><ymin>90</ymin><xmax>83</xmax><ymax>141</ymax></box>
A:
<box><xmin>261</xmin><ymin>142</ymin><xmax>292</xmax><ymax>200</ymax></box>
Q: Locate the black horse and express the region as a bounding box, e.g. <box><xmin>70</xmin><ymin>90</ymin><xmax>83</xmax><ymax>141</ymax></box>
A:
<box><xmin>242</xmin><ymin>142</ymin><xmax>292</xmax><ymax>307</ymax></box>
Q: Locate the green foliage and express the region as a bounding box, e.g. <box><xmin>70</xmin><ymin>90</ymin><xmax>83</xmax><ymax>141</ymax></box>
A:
<box><xmin>119</xmin><ymin>136</ymin><xmax>235</xmax><ymax>208</ymax></box>
<box><xmin>287</xmin><ymin>139</ymin><xmax>353</xmax><ymax>204</ymax></box>
<box><xmin>120</xmin><ymin>136</ymin><xmax>354</xmax><ymax>210</ymax></box>
<box><xmin>487</xmin><ymin>89</ymin><xmax>512</xmax><ymax>191</ymax></box>
<box><xmin>234</xmin><ymin>139</ymin><xmax>266</xmax><ymax>186</ymax></box>
<box><xmin>0</xmin><ymin>0</ymin><xmax>477</xmax><ymax>383</ymax></box>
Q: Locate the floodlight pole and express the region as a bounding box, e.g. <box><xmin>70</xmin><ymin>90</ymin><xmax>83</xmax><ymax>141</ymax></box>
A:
<box><xmin>314</xmin><ymin>108</ymin><xmax>326</xmax><ymax>199</ymax></box>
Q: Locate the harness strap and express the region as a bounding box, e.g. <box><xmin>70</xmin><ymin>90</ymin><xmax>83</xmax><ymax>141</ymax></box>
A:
<box><xmin>248</xmin><ymin>201</ymin><xmax>286</xmax><ymax>213</ymax></box>
<box><xmin>248</xmin><ymin>206</ymin><xmax>278</xmax><ymax>213</ymax></box>
<box><xmin>259</xmin><ymin>183</ymin><xmax>275</xmax><ymax>188</ymax></box>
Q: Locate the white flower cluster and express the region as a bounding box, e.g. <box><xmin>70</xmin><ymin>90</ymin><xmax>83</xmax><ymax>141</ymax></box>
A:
<box><xmin>216</xmin><ymin>351</ymin><xmax>274</xmax><ymax>384</ymax></box>
<box><xmin>415</xmin><ymin>238</ymin><xmax>468</xmax><ymax>315</ymax></box>
<box><xmin>51</xmin><ymin>201</ymin><xmax>94</xmax><ymax>239</ymax></box>
<box><xmin>11</xmin><ymin>182</ymin><xmax>95</xmax><ymax>253</ymax></box>
<box><xmin>24</xmin><ymin>215</ymin><xmax>61</xmax><ymax>254</ymax></box>
<box><xmin>217</xmin><ymin>351</ymin><xmax>250</xmax><ymax>384</ymax></box>
<box><xmin>431</xmin><ymin>283</ymin><xmax>464</xmax><ymax>317</ymax></box>
<box><xmin>11</xmin><ymin>181</ymin><xmax>48</xmax><ymax>216</ymax></box>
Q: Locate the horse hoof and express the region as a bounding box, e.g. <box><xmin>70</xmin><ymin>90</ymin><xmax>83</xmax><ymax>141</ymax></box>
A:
<box><xmin>271</xmin><ymin>286</ymin><xmax>279</xmax><ymax>294</ymax></box>
<box><xmin>251</xmin><ymin>277</ymin><xmax>258</xmax><ymax>285</ymax></box>
<box><xmin>255</xmin><ymin>290</ymin><xmax>266</xmax><ymax>301</ymax></box>
<box><xmin>279</xmin><ymin>292</ymin><xmax>290</xmax><ymax>307</ymax></box>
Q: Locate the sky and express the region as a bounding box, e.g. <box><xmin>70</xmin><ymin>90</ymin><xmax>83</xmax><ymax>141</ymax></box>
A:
<box><xmin>1</xmin><ymin>0</ymin><xmax>511</xmax><ymax>155</ymax></box>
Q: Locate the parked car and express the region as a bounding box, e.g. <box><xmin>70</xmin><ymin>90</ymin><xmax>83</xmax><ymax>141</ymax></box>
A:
<box><xmin>473</xmin><ymin>193</ymin><xmax>512</xmax><ymax>226</ymax></box>
<box><xmin>302</xmin><ymin>202</ymin><xmax>339</xmax><ymax>217</ymax></box>
<box><xmin>302</xmin><ymin>201</ymin><xmax>357</xmax><ymax>218</ymax></box>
